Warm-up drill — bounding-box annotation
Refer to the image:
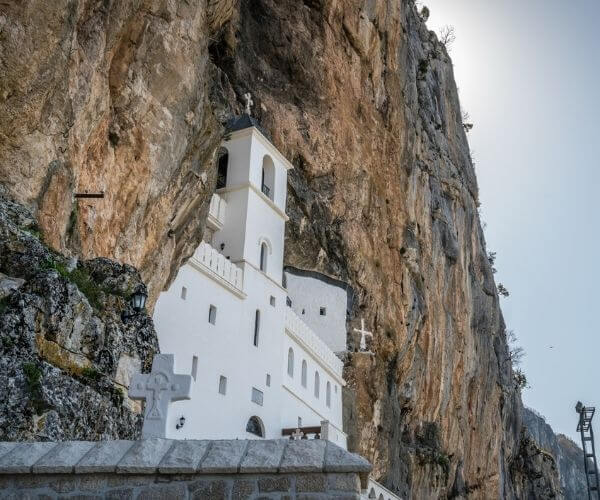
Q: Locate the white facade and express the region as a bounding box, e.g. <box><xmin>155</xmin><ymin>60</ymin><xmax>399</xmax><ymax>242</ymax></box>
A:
<box><xmin>153</xmin><ymin>121</ymin><xmax>346</xmax><ymax>444</ymax></box>
<box><xmin>284</xmin><ymin>268</ymin><xmax>350</xmax><ymax>353</ymax></box>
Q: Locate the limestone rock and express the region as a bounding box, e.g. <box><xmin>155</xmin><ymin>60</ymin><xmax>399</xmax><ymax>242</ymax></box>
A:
<box><xmin>0</xmin><ymin>194</ymin><xmax>158</xmax><ymax>441</ymax></box>
<box><xmin>210</xmin><ymin>0</ymin><xmax>521</xmax><ymax>497</ymax></box>
<box><xmin>523</xmin><ymin>407</ymin><xmax>588</xmax><ymax>499</ymax></box>
<box><xmin>0</xmin><ymin>0</ymin><xmax>235</xmax><ymax>307</ymax></box>
<box><xmin>0</xmin><ymin>0</ymin><xmax>563</xmax><ymax>497</ymax></box>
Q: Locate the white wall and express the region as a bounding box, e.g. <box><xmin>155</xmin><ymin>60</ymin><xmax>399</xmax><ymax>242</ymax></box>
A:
<box><xmin>154</xmin><ymin>263</ymin><xmax>288</xmax><ymax>441</ymax></box>
<box><xmin>285</xmin><ymin>270</ymin><xmax>349</xmax><ymax>352</ymax></box>
<box><xmin>280</xmin><ymin>333</ymin><xmax>345</xmax><ymax>444</ymax></box>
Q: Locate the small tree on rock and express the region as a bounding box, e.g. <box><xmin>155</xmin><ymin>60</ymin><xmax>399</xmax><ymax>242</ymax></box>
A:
<box><xmin>439</xmin><ymin>25</ymin><xmax>456</xmax><ymax>50</ymax></box>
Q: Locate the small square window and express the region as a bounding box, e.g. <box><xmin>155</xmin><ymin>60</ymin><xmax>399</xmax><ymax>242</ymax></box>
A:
<box><xmin>251</xmin><ymin>387</ymin><xmax>264</xmax><ymax>406</ymax></box>
<box><xmin>208</xmin><ymin>305</ymin><xmax>217</xmax><ymax>325</ymax></box>
<box><xmin>218</xmin><ymin>375</ymin><xmax>227</xmax><ymax>395</ymax></box>
<box><xmin>181</xmin><ymin>286</ymin><xmax>187</xmax><ymax>300</ymax></box>
<box><xmin>320</xmin><ymin>307</ymin><xmax>326</xmax><ymax>316</ymax></box>
<box><xmin>266</xmin><ymin>374</ymin><xmax>271</xmax><ymax>387</ymax></box>
<box><xmin>270</xmin><ymin>296</ymin><xmax>276</xmax><ymax>307</ymax></box>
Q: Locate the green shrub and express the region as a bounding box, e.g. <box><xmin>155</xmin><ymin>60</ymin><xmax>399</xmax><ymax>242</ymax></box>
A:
<box><xmin>44</xmin><ymin>259</ymin><xmax>105</xmax><ymax>309</ymax></box>
<box><xmin>23</xmin><ymin>362</ymin><xmax>45</xmax><ymax>415</ymax></box>
<box><xmin>81</xmin><ymin>367</ymin><xmax>102</xmax><ymax>380</ymax></box>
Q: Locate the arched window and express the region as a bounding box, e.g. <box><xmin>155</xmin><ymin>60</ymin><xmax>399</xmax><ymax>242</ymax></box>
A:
<box><xmin>326</xmin><ymin>381</ymin><xmax>331</xmax><ymax>407</ymax></box>
<box><xmin>368</xmin><ymin>489</ymin><xmax>376</xmax><ymax>499</ymax></box>
<box><xmin>261</xmin><ymin>155</ymin><xmax>275</xmax><ymax>200</ymax></box>
<box><xmin>287</xmin><ymin>348</ymin><xmax>294</xmax><ymax>377</ymax></box>
<box><xmin>260</xmin><ymin>242</ymin><xmax>268</xmax><ymax>272</ymax></box>
<box><xmin>314</xmin><ymin>371</ymin><xmax>320</xmax><ymax>398</ymax></box>
<box><xmin>216</xmin><ymin>148</ymin><xmax>228</xmax><ymax>189</ymax></box>
<box><xmin>253</xmin><ymin>310</ymin><xmax>260</xmax><ymax>347</ymax></box>
<box><xmin>301</xmin><ymin>360</ymin><xmax>307</xmax><ymax>388</ymax></box>
<box><xmin>246</xmin><ymin>416</ymin><xmax>264</xmax><ymax>437</ymax></box>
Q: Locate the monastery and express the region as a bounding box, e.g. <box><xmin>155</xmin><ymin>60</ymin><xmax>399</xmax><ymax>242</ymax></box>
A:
<box><xmin>152</xmin><ymin>115</ymin><xmax>398</xmax><ymax>500</ymax></box>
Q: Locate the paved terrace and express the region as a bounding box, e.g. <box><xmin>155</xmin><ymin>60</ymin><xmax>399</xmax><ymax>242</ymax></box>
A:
<box><xmin>0</xmin><ymin>438</ymin><xmax>371</xmax><ymax>499</ymax></box>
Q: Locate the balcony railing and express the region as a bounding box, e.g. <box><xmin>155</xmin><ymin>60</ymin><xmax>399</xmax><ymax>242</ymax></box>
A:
<box><xmin>285</xmin><ymin>309</ymin><xmax>344</xmax><ymax>378</ymax></box>
<box><xmin>191</xmin><ymin>241</ymin><xmax>243</xmax><ymax>293</ymax></box>
<box><xmin>261</xmin><ymin>183</ymin><xmax>271</xmax><ymax>199</ymax></box>
<box><xmin>207</xmin><ymin>193</ymin><xmax>227</xmax><ymax>230</ymax></box>
<box><xmin>363</xmin><ymin>478</ymin><xmax>402</xmax><ymax>500</ymax></box>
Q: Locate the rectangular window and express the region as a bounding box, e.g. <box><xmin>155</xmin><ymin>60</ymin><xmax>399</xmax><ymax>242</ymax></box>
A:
<box><xmin>320</xmin><ymin>307</ymin><xmax>326</xmax><ymax>316</ymax></box>
<box><xmin>181</xmin><ymin>286</ymin><xmax>187</xmax><ymax>300</ymax></box>
<box><xmin>251</xmin><ymin>387</ymin><xmax>264</xmax><ymax>406</ymax></box>
<box><xmin>218</xmin><ymin>376</ymin><xmax>227</xmax><ymax>395</ymax></box>
<box><xmin>266</xmin><ymin>374</ymin><xmax>271</xmax><ymax>387</ymax></box>
<box><xmin>191</xmin><ymin>356</ymin><xmax>198</xmax><ymax>381</ymax></box>
<box><xmin>270</xmin><ymin>296</ymin><xmax>276</xmax><ymax>307</ymax></box>
<box><xmin>253</xmin><ymin>310</ymin><xmax>260</xmax><ymax>346</ymax></box>
<box><xmin>208</xmin><ymin>305</ymin><xmax>217</xmax><ymax>325</ymax></box>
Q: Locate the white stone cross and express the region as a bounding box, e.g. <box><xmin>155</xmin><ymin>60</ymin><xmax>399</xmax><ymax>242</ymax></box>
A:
<box><xmin>243</xmin><ymin>92</ymin><xmax>254</xmax><ymax>116</ymax></box>
<box><xmin>353</xmin><ymin>318</ymin><xmax>373</xmax><ymax>351</ymax></box>
<box><xmin>291</xmin><ymin>428</ymin><xmax>304</xmax><ymax>440</ymax></box>
<box><xmin>129</xmin><ymin>354</ymin><xmax>193</xmax><ymax>438</ymax></box>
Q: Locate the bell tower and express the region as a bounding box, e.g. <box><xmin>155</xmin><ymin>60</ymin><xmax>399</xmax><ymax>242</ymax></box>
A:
<box><xmin>211</xmin><ymin>115</ymin><xmax>292</xmax><ymax>285</ymax></box>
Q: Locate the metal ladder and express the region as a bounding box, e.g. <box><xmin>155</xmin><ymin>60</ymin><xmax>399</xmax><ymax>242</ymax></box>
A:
<box><xmin>577</xmin><ymin>403</ymin><xmax>600</xmax><ymax>499</ymax></box>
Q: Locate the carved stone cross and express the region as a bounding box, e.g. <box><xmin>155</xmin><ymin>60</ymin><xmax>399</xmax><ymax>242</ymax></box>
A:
<box><xmin>353</xmin><ymin>318</ymin><xmax>373</xmax><ymax>351</ymax></box>
<box><xmin>291</xmin><ymin>428</ymin><xmax>304</xmax><ymax>440</ymax></box>
<box><xmin>243</xmin><ymin>92</ymin><xmax>254</xmax><ymax>116</ymax></box>
<box><xmin>129</xmin><ymin>354</ymin><xmax>193</xmax><ymax>438</ymax></box>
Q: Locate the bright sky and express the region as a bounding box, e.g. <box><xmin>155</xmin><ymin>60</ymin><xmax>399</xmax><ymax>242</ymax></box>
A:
<box><xmin>425</xmin><ymin>0</ymin><xmax>600</xmax><ymax>443</ymax></box>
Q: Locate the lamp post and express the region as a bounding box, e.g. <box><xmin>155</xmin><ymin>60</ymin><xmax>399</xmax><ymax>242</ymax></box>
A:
<box><xmin>121</xmin><ymin>286</ymin><xmax>148</xmax><ymax>322</ymax></box>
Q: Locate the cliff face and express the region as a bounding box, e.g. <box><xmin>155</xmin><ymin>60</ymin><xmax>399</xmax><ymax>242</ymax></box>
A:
<box><xmin>210</xmin><ymin>1</ymin><xmax>521</xmax><ymax>497</ymax></box>
<box><xmin>0</xmin><ymin>0</ymin><xmax>557</xmax><ymax>497</ymax></box>
<box><xmin>0</xmin><ymin>0</ymin><xmax>235</xmax><ymax>305</ymax></box>
<box><xmin>0</xmin><ymin>193</ymin><xmax>157</xmax><ymax>440</ymax></box>
<box><xmin>523</xmin><ymin>408</ymin><xmax>588</xmax><ymax>499</ymax></box>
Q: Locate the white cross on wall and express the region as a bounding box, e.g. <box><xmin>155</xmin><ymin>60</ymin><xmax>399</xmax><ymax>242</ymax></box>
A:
<box><xmin>129</xmin><ymin>354</ymin><xmax>193</xmax><ymax>438</ymax></box>
<box><xmin>353</xmin><ymin>318</ymin><xmax>373</xmax><ymax>351</ymax></box>
<box><xmin>291</xmin><ymin>428</ymin><xmax>304</xmax><ymax>440</ymax></box>
<box><xmin>243</xmin><ymin>93</ymin><xmax>254</xmax><ymax>116</ymax></box>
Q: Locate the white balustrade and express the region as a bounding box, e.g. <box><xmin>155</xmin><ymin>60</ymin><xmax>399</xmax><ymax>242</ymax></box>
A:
<box><xmin>363</xmin><ymin>478</ymin><xmax>402</xmax><ymax>500</ymax></box>
<box><xmin>285</xmin><ymin>309</ymin><xmax>344</xmax><ymax>378</ymax></box>
<box><xmin>207</xmin><ymin>193</ymin><xmax>227</xmax><ymax>229</ymax></box>
<box><xmin>192</xmin><ymin>241</ymin><xmax>243</xmax><ymax>292</ymax></box>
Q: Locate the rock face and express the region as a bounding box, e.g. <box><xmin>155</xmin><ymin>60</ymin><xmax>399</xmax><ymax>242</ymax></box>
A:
<box><xmin>0</xmin><ymin>194</ymin><xmax>158</xmax><ymax>440</ymax></box>
<box><xmin>522</xmin><ymin>407</ymin><xmax>588</xmax><ymax>499</ymax></box>
<box><xmin>0</xmin><ymin>0</ymin><xmax>235</xmax><ymax>305</ymax></box>
<box><xmin>0</xmin><ymin>0</ymin><xmax>563</xmax><ymax>497</ymax></box>
<box><xmin>210</xmin><ymin>1</ymin><xmax>522</xmax><ymax>497</ymax></box>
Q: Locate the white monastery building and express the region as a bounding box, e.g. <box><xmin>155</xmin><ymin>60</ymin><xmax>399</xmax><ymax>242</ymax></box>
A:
<box><xmin>153</xmin><ymin>115</ymin><xmax>399</xmax><ymax>500</ymax></box>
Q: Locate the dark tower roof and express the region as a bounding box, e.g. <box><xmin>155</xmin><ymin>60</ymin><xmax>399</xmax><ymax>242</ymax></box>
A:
<box><xmin>226</xmin><ymin>115</ymin><xmax>271</xmax><ymax>141</ymax></box>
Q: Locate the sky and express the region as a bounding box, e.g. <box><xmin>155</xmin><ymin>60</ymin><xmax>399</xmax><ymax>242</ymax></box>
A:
<box><xmin>425</xmin><ymin>0</ymin><xmax>600</xmax><ymax>443</ymax></box>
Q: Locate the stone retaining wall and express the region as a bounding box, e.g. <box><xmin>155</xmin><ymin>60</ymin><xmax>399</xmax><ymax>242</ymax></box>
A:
<box><xmin>0</xmin><ymin>438</ymin><xmax>371</xmax><ymax>499</ymax></box>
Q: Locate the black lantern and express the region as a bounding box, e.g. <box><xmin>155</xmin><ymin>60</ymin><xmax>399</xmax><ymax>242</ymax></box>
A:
<box><xmin>121</xmin><ymin>286</ymin><xmax>148</xmax><ymax>322</ymax></box>
<box><xmin>130</xmin><ymin>287</ymin><xmax>148</xmax><ymax>312</ymax></box>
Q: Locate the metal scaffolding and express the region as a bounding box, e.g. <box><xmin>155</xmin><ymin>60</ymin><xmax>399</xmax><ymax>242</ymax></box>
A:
<box><xmin>576</xmin><ymin>402</ymin><xmax>600</xmax><ymax>499</ymax></box>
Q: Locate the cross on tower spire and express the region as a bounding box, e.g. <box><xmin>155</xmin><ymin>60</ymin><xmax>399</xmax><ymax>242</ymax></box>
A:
<box><xmin>243</xmin><ymin>92</ymin><xmax>254</xmax><ymax>116</ymax></box>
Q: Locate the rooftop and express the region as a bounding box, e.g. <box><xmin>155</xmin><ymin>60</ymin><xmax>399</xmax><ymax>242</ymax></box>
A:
<box><xmin>226</xmin><ymin>114</ymin><xmax>271</xmax><ymax>140</ymax></box>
